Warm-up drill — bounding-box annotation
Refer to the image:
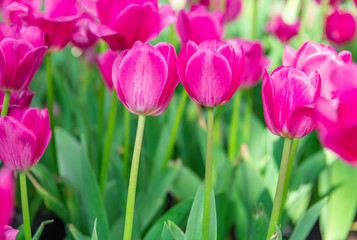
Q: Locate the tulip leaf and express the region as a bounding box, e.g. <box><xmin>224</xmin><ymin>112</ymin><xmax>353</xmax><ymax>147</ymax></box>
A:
<box><xmin>250</xmin><ymin>205</ymin><xmax>269</xmax><ymax>240</ymax></box>
<box><xmin>68</xmin><ymin>224</ymin><xmax>90</xmax><ymax>240</ymax></box>
<box><xmin>170</xmin><ymin>165</ymin><xmax>202</xmax><ymax>200</ymax></box>
<box><xmin>15</xmin><ymin>225</ymin><xmax>24</xmax><ymax>240</ymax></box>
<box><xmin>91</xmin><ymin>218</ymin><xmax>98</xmax><ymax>240</ymax></box>
<box><xmin>186</xmin><ymin>183</ymin><xmax>217</xmax><ymax>240</ymax></box>
<box><xmin>160</xmin><ymin>221</ymin><xmax>185</xmax><ymax>240</ymax></box>
<box><xmin>32</xmin><ymin>219</ymin><xmax>54</xmax><ymax>240</ymax></box>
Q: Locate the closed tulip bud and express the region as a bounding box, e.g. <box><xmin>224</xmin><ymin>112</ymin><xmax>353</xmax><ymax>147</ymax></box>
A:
<box><xmin>325</xmin><ymin>8</ymin><xmax>356</xmax><ymax>45</ymax></box>
<box><xmin>96</xmin><ymin>50</ymin><xmax>117</xmax><ymax>91</ymax></box>
<box><xmin>0</xmin><ymin>167</ymin><xmax>16</xmax><ymax>239</ymax></box>
<box><xmin>228</xmin><ymin>38</ymin><xmax>270</xmax><ymax>89</ymax></box>
<box><xmin>265</xmin><ymin>16</ymin><xmax>300</xmax><ymax>42</ymax></box>
<box><xmin>178</xmin><ymin>40</ymin><xmax>245</xmax><ymax>107</ymax></box>
<box><xmin>0</xmin><ymin>107</ymin><xmax>52</xmax><ymax>172</ymax></box>
<box><xmin>176</xmin><ymin>5</ymin><xmax>224</xmax><ymax>45</ymax></box>
<box><xmin>262</xmin><ymin>66</ymin><xmax>321</xmax><ymax>138</ymax></box>
<box><xmin>0</xmin><ymin>88</ymin><xmax>35</xmax><ymax>108</ymax></box>
<box><xmin>112</xmin><ymin>41</ymin><xmax>179</xmax><ymax>116</ymax></box>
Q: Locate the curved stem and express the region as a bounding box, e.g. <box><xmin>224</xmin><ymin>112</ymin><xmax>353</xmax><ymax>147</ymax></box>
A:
<box><xmin>20</xmin><ymin>172</ymin><xmax>32</xmax><ymax>240</ymax></box>
<box><xmin>228</xmin><ymin>91</ymin><xmax>242</xmax><ymax>161</ymax></box>
<box><xmin>163</xmin><ymin>91</ymin><xmax>188</xmax><ymax>170</ymax></box>
<box><xmin>123</xmin><ymin>115</ymin><xmax>146</xmax><ymax>240</ymax></box>
<box><xmin>266</xmin><ymin>138</ymin><xmax>293</xmax><ymax>240</ymax></box>
<box><xmin>123</xmin><ymin>109</ymin><xmax>131</xmax><ymax>178</ymax></box>
<box><xmin>1</xmin><ymin>91</ymin><xmax>11</xmax><ymax>116</ymax></box>
<box><xmin>46</xmin><ymin>53</ymin><xmax>59</xmax><ymax>176</ymax></box>
<box><xmin>99</xmin><ymin>90</ymin><xmax>118</xmax><ymax>196</ymax></box>
<box><xmin>203</xmin><ymin>107</ymin><xmax>214</xmax><ymax>240</ymax></box>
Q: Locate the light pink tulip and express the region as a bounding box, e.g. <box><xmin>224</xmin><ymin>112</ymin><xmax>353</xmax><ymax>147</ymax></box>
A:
<box><xmin>0</xmin><ymin>23</ymin><xmax>47</xmax><ymax>92</ymax></box>
<box><xmin>70</xmin><ymin>13</ymin><xmax>98</xmax><ymax>50</ymax></box>
<box><xmin>0</xmin><ymin>107</ymin><xmax>52</xmax><ymax>172</ymax></box>
<box><xmin>262</xmin><ymin>66</ymin><xmax>321</xmax><ymax>138</ymax></box>
<box><xmin>87</xmin><ymin>0</ymin><xmax>176</xmax><ymax>51</ymax></box>
<box><xmin>283</xmin><ymin>41</ymin><xmax>351</xmax><ymax>100</ymax></box>
<box><xmin>325</xmin><ymin>8</ymin><xmax>356</xmax><ymax>45</ymax></box>
<box><xmin>96</xmin><ymin>50</ymin><xmax>117</xmax><ymax>91</ymax></box>
<box><xmin>112</xmin><ymin>41</ymin><xmax>178</xmax><ymax>116</ymax></box>
<box><xmin>178</xmin><ymin>40</ymin><xmax>245</xmax><ymax>107</ymax></box>
<box><xmin>176</xmin><ymin>4</ymin><xmax>224</xmax><ymax>45</ymax></box>
<box><xmin>0</xmin><ymin>88</ymin><xmax>35</xmax><ymax>108</ymax></box>
<box><xmin>265</xmin><ymin>16</ymin><xmax>300</xmax><ymax>42</ymax></box>
<box><xmin>228</xmin><ymin>38</ymin><xmax>270</xmax><ymax>89</ymax></box>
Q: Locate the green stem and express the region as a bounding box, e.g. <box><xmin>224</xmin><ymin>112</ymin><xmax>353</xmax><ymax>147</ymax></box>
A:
<box><xmin>97</xmin><ymin>82</ymin><xmax>105</xmax><ymax>174</ymax></box>
<box><xmin>123</xmin><ymin>109</ymin><xmax>131</xmax><ymax>178</ymax></box>
<box><xmin>243</xmin><ymin>90</ymin><xmax>253</xmax><ymax>143</ymax></box>
<box><xmin>228</xmin><ymin>91</ymin><xmax>242</xmax><ymax>161</ymax></box>
<box><xmin>279</xmin><ymin>138</ymin><xmax>299</xmax><ymax>222</ymax></box>
<box><xmin>163</xmin><ymin>91</ymin><xmax>188</xmax><ymax>170</ymax></box>
<box><xmin>1</xmin><ymin>91</ymin><xmax>11</xmax><ymax>116</ymax></box>
<box><xmin>123</xmin><ymin>115</ymin><xmax>146</xmax><ymax>240</ymax></box>
<box><xmin>20</xmin><ymin>173</ymin><xmax>32</xmax><ymax>240</ymax></box>
<box><xmin>99</xmin><ymin>90</ymin><xmax>118</xmax><ymax>196</ymax></box>
<box><xmin>266</xmin><ymin>138</ymin><xmax>293</xmax><ymax>240</ymax></box>
<box><xmin>203</xmin><ymin>107</ymin><xmax>214</xmax><ymax>240</ymax></box>
<box><xmin>46</xmin><ymin>53</ymin><xmax>59</xmax><ymax>176</ymax></box>
<box><xmin>252</xmin><ymin>0</ymin><xmax>258</xmax><ymax>39</ymax></box>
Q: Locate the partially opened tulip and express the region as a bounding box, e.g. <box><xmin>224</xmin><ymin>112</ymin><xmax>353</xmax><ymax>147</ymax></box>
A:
<box><xmin>176</xmin><ymin>5</ymin><xmax>224</xmax><ymax>45</ymax></box>
<box><xmin>87</xmin><ymin>0</ymin><xmax>176</xmax><ymax>51</ymax></box>
<box><xmin>0</xmin><ymin>89</ymin><xmax>35</xmax><ymax>108</ymax></box>
<box><xmin>265</xmin><ymin>16</ymin><xmax>300</xmax><ymax>42</ymax></box>
<box><xmin>325</xmin><ymin>8</ymin><xmax>356</xmax><ymax>45</ymax></box>
<box><xmin>96</xmin><ymin>50</ymin><xmax>117</xmax><ymax>91</ymax></box>
<box><xmin>70</xmin><ymin>13</ymin><xmax>98</xmax><ymax>50</ymax></box>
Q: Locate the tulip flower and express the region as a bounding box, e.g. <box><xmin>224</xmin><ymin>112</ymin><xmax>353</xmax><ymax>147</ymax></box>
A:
<box><xmin>87</xmin><ymin>0</ymin><xmax>176</xmax><ymax>51</ymax></box>
<box><xmin>178</xmin><ymin>40</ymin><xmax>245</xmax><ymax>107</ymax></box>
<box><xmin>325</xmin><ymin>8</ymin><xmax>356</xmax><ymax>45</ymax></box>
<box><xmin>33</xmin><ymin>0</ymin><xmax>82</xmax><ymax>52</ymax></box>
<box><xmin>265</xmin><ymin>16</ymin><xmax>300</xmax><ymax>42</ymax></box>
<box><xmin>96</xmin><ymin>50</ymin><xmax>117</xmax><ymax>91</ymax></box>
<box><xmin>0</xmin><ymin>89</ymin><xmax>35</xmax><ymax>108</ymax></box>
<box><xmin>176</xmin><ymin>5</ymin><xmax>224</xmax><ymax>45</ymax></box>
<box><xmin>0</xmin><ymin>107</ymin><xmax>52</xmax><ymax>172</ymax></box>
<box><xmin>0</xmin><ymin>0</ymin><xmax>41</xmax><ymax>23</ymax></box>
<box><xmin>70</xmin><ymin>13</ymin><xmax>98</xmax><ymax>50</ymax></box>
<box><xmin>113</xmin><ymin>41</ymin><xmax>179</xmax><ymax>116</ymax></box>
<box><xmin>283</xmin><ymin>41</ymin><xmax>351</xmax><ymax>100</ymax></box>
<box><xmin>262</xmin><ymin>66</ymin><xmax>321</xmax><ymax>139</ymax></box>
<box><xmin>228</xmin><ymin>38</ymin><xmax>270</xmax><ymax>89</ymax></box>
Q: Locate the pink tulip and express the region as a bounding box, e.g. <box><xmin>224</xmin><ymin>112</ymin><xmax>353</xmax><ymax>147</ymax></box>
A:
<box><xmin>0</xmin><ymin>0</ymin><xmax>41</xmax><ymax>23</ymax></box>
<box><xmin>283</xmin><ymin>41</ymin><xmax>351</xmax><ymax>100</ymax></box>
<box><xmin>70</xmin><ymin>13</ymin><xmax>98</xmax><ymax>50</ymax></box>
<box><xmin>0</xmin><ymin>23</ymin><xmax>47</xmax><ymax>92</ymax></box>
<box><xmin>265</xmin><ymin>16</ymin><xmax>300</xmax><ymax>42</ymax></box>
<box><xmin>96</xmin><ymin>50</ymin><xmax>117</xmax><ymax>91</ymax></box>
<box><xmin>228</xmin><ymin>38</ymin><xmax>270</xmax><ymax>89</ymax></box>
<box><xmin>112</xmin><ymin>41</ymin><xmax>178</xmax><ymax>116</ymax></box>
<box><xmin>0</xmin><ymin>107</ymin><xmax>52</xmax><ymax>172</ymax></box>
<box><xmin>325</xmin><ymin>8</ymin><xmax>356</xmax><ymax>45</ymax></box>
<box><xmin>178</xmin><ymin>40</ymin><xmax>245</xmax><ymax>107</ymax></box>
<box><xmin>33</xmin><ymin>0</ymin><xmax>82</xmax><ymax>52</ymax></box>
<box><xmin>0</xmin><ymin>88</ymin><xmax>35</xmax><ymax>108</ymax></box>
<box><xmin>0</xmin><ymin>167</ymin><xmax>17</xmax><ymax>240</ymax></box>
<box><xmin>87</xmin><ymin>0</ymin><xmax>176</xmax><ymax>51</ymax></box>
<box><xmin>176</xmin><ymin>5</ymin><xmax>224</xmax><ymax>45</ymax></box>
<box><xmin>262</xmin><ymin>66</ymin><xmax>321</xmax><ymax>138</ymax></box>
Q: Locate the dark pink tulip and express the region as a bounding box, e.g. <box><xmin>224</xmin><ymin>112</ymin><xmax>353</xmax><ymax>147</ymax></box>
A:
<box><xmin>0</xmin><ymin>23</ymin><xmax>47</xmax><ymax>92</ymax></box>
<box><xmin>262</xmin><ymin>66</ymin><xmax>321</xmax><ymax>138</ymax></box>
<box><xmin>265</xmin><ymin>16</ymin><xmax>300</xmax><ymax>42</ymax></box>
<box><xmin>88</xmin><ymin>0</ymin><xmax>176</xmax><ymax>51</ymax></box>
<box><xmin>96</xmin><ymin>50</ymin><xmax>117</xmax><ymax>91</ymax></box>
<box><xmin>0</xmin><ymin>107</ymin><xmax>52</xmax><ymax>172</ymax></box>
<box><xmin>178</xmin><ymin>40</ymin><xmax>245</xmax><ymax>107</ymax></box>
<box><xmin>228</xmin><ymin>38</ymin><xmax>270</xmax><ymax>89</ymax></box>
<box><xmin>283</xmin><ymin>41</ymin><xmax>351</xmax><ymax>100</ymax></box>
<box><xmin>176</xmin><ymin>5</ymin><xmax>224</xmax><ymax>45</ymax></box>
<box><xmin>112</xmin><ymin>41</ymin><xmax>179</xmax><ymax>116</ymax></box>
<box><xmin>70</xmin><ymin>13</ymin><xmax>98</xmax><ymax>50</ymax></box>
<box><xmin>33</xmin><ymin>0</ymin><xmax>82</xmax><ymax>52</ymax></box>
<box><xmin>1</xmin><ymin>0</ymin><xmax>41</xmax><ymax>23</ymax></box>
<box><xmin>0</xmin><ymin>167</ymin><xmax>17</xmax><ymax>239</ymax></box>
<box><xmin>0</xmin><ymin>88</ymin><xmax>35</xmax><ymax>108</ymax></box>
<box><xmin>325</xmin><ymin>8</ymin><xmax>356</xmax><ymax>45</ymax></box>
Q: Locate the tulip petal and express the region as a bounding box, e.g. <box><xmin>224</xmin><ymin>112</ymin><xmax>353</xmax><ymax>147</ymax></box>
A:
<box><xmin>0</xmin><ymin>167</ymin><xmax>14</xmax><ymax>238</ymax></box>
<box><xmin>282</xmin><ymin>44</ymin><xmax>297</xmax><ymax>66</ymax></box>
<box><xmin>262</xmin><ymin>70</ymin><xmax>279</xmax><ymax>136</ymax></box>
<box><xmin>3</xmin><ymin>225</ymin><xmax>19</xmax><ymax>240</ymax></box>
<box><xmin>97</xmin><ymin>50</ymin><xmax>117</xmax><ymax>91</ymax></box>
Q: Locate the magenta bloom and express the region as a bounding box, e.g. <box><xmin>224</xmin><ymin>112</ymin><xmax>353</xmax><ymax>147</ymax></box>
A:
<box><xmin>0</xmin><ymin>107</ymin><xmax>52</xmax><ymax>172</ymax></box>
<box><xmin>0</xmin><ymin>167</ymin><xmax>18</xmax><ymax>240</ymax></box>
<box><xmin>0</xmin><ymin>0</ymin><xmax>41</xmax><ymax>23</ymax></box>
<box><xmin>70</xmin><ymin>13</ymin><xmax>98</xmax><ymax>50</ymax></box>
<box><xmin>325</xmin><ymin>8</ymin><xmax>356</xmax><ymax>45</ymax></box>
<box><xmin>283</xmin><ymin>41</ymin><xmax>351</xmax><ymax>100</ymax></box>
<box><xmin>96</xmin><ymin>49</ymin><xmax>117</xmax><ymax>91</ymax></box>
<box><xmin>262</xmin><ymin>66</ymin><xmax>321</xmax><ymax>138</ymax></box>
<box><xmin>176</xmin><ymin>5</ymin><xmax>224</xmax><ymax>45</ymax></box>
<box><xmin>228</xmin><ymin>38</ymin><xmax>270</xmax><ymax>89</ymax></box>
<box><xmin>112</xmin><ymin>41</ymin><xmax>178</xmax><ymax>116</ymax></box>
<box><xmin>178</xmin><ymin>40</ymin><xmax>245</xmax><ymax>107</ymax></box>
<box><xmin>266</xmin><ymin>16</ymin><xmax>300</xmax><ymax>42</ymax></box>
<box><xmin>0</xmin><ymin>88</ymin><xmax>35</xmax><ymax>108</ymax></box>
<box><xmin>87</xmin><ymin>0</ymin><xmax>176</xmax><ymax>51</ymax></box>
<box><xmin>33</xmin><ymin>0</ymin><xmax>82</xmax><ymax>52</ymax></box>
<box><xmin>0</xmin><ymin>23</ymin><xmax>47</xmax><ymax>92</ymax></box>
